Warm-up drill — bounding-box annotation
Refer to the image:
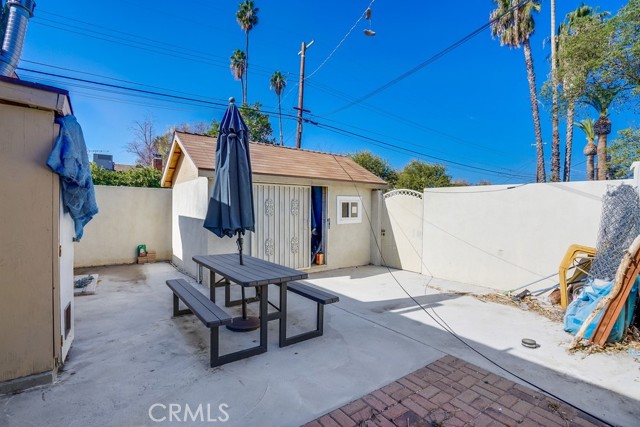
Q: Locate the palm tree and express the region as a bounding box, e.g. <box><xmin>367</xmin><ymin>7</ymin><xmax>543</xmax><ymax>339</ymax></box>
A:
<box><xmin>230</xmin><ymin>50</ymin><xmax>246</xmax><ymax>103</ymax></box>
<box><xmin>236</xmin><ymin>0</ymin><xmax>259</xmax><ymax>104</ymax></box>
<box><xmin>491</xmin><ymin>0</ymin><xmax>546</xmax><ymax>182</ymax></box>
<box><xmin>584</xmin><ymin>87</ymin><xmax>618</xmax><ymax>180</ymax></box>
<box><xmin>550</xmin><ymin>0</ymin><xmax>560</xmax><ymax>182</ymax></box>
<box><xmin>558</xmin><ymin>4</ymin><xmax>601</xmax><ymax>182</ymax></box>
<box><xmin>270</xmin><ymin>71</ymin><xmax>287</xmax><ymax>146</ymax></box>
<box><xmin>576</xmin><ymin>118</ymin><xmax>597</xmax><ymax>180</ymax></box>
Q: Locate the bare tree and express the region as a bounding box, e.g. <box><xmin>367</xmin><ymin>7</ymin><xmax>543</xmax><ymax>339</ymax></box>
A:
<box><xmin>126</xmin><ymin>118</ymin><xmax>157</xmax><ymax>166</ymax></box>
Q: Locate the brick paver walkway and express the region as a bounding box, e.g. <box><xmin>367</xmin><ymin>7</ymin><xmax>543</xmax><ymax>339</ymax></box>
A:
<box><xmin>304</xmin><ymin>356</ymin><xmax>607</xmax><ymax>427</ymax></box>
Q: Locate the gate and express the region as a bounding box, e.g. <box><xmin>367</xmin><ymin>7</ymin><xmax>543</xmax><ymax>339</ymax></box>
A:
<box><xmin>251</xmin><ymin>184</ymin><xmax>311</xmax><ymax>269</ymax></box>
<box><xmin>381</xmin><ymin>189</ymin><xmax>424</xmax><ymax>273</ymax></box>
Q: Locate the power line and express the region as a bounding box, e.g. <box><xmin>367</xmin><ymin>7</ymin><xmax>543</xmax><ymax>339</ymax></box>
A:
<box><xmin>25</xmin><ymin>57</ymin><xmax>520</xmax><ymax>168</ymax></box>
<box><xmin>30</xmin><ymin>21</ymin><xmax>230</xmax><ymax>71</ymax></box>
<box><xmin>30</xmin><ymin>16</ymin><xmax>279</xmax><ymax>77</ymax></box>
<box><xmin>17</xmin><ymin>67</ymin><xmax>302</xmax><ymax>122</ymax></box>
<box><xmin>21</xmin><ymin>60</ymin><xmax>229</xmax><ymax>103</ymax></box>
<box><xmin>306</xmin><ymin>80</ymin><xmax>517</xmax><ymax>157</ymax></box>
<box><xmin>301</xmin><ymin>106</ymin><xmax>525</xmax><ymax>170</ymax></box>
<box><xmin>313</xmin><ymin>121</ymin><xmax>532</xmax><ymax>179</ymax></box>
<box><xmin>328</xmin><ymin>0</ymin><xmax>534</xmax><ymax>115</ymax></box>
<box><xmin>35</xmin><ymin>9</ymin><xmax>289</xmax><ymax>76</ymax></box>
<box><xmin>18</xmin><ymin>66</ymin><xmax>533</xmax><ymax>180</ymax></box>
<box><xmin>36</xmin><ymin>11</ymin><xmax>230</xmax><ymax>65</ymax></box>
<box><xmin>305</xmin><ymin>0</ymin><xmax>377</xmax><ymax>81</ymax></box>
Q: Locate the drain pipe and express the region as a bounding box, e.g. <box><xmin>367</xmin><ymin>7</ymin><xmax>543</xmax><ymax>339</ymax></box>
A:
<box><xmin>0</xmin><ymin>0</ymin><xmax>36</xmax><ymax>77</ymax></box>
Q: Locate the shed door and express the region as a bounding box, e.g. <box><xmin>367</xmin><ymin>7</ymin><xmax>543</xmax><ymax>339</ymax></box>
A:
<box><xmin>252</xmin><ymin>184</ymin><xmax>311</xmax><ymax>269</ymax></box>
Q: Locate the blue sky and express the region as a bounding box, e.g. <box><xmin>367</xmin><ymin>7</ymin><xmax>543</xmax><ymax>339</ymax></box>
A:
<box><xmin>19</xmin><ymin>0</ymin><xmax>635</xmax><ymax>183</ymax></box>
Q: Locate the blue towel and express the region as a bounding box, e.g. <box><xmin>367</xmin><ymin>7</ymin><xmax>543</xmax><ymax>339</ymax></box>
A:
<box><xmin>47</xmin><ymin>115</ymin><xmax>98</xmax><ymax>240</ymax></box>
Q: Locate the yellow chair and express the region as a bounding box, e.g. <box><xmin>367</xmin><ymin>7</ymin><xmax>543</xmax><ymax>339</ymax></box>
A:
<box><xmin>559</xmin><ymin>244</ymin><xmax>596</xmax><ymax>308</ymax></box>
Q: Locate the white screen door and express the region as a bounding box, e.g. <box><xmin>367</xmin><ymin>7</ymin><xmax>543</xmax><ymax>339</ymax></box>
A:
<box><xmin>251</xmin><ymin>184</ymin><xmax>311</xmax><ymax>269</ymax></box>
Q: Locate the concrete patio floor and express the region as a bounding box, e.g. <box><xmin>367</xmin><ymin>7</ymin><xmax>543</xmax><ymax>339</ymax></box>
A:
<box><xmin>1</xmin><ymin>262</ymin><xmax>638</xmax><ymax>427</ymax></box>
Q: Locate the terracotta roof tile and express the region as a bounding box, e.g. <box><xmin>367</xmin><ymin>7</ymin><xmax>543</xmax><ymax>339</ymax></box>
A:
<box><xmin>175</xmin><ymin>131</ymin><xmax>387</xmax><ymax>186</ymax></box>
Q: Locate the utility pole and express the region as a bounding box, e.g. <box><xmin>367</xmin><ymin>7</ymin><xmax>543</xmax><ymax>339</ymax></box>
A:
<box><xmin>296</xmin><ymin>40</ymin><xmax>313</xmax><ymax>149</ymax></box>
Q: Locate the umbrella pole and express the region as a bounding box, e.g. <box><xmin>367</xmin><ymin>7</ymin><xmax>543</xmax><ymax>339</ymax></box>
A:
<box><xmin>237</xmin><ymin>231</ymin><xmax>244</xmax><ymax>266</ymax></box>
<box><xmin>227</xmin><ymin>232</ymin><xmax>259</xmax><ymax>331</ymax></box>
<box><xmin>241</xmin><ymin>287</ymin><xmax>247</xmax><ymax>320</ymax></box>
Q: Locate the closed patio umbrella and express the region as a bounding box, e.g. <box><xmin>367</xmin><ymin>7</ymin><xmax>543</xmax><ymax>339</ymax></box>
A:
<box><xmin>204</xmin><ymin>97</ymin><xmax>257</xmax><ymax>331</ymax></box>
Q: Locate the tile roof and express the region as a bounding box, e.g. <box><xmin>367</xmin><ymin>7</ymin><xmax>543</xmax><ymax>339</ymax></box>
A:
<box><xmin>168</xmin><ymin>131</ymin><xmax>387</xmax><ymax>187</ymax></box>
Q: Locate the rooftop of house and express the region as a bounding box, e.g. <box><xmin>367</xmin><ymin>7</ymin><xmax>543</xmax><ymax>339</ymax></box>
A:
<box><xmin>113</xmin><ymin>163</ymin><xmax>134</xmax><ymax>172</ymax></box>
<box><xmin>0</xmin><ymin>76</ymin><xmax>73</xmax><ymax>116</ymax></box>
<box><xmin>161</xmin><ymin>131</ymin><xmax>387</xmax><ymax>188</ymax></box>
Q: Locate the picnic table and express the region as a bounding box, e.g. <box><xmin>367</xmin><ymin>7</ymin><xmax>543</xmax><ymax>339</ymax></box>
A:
<box><xmin>167</xmin><ymin>254</ymin><xmax>338</xmax><ymax>367</ymax></box>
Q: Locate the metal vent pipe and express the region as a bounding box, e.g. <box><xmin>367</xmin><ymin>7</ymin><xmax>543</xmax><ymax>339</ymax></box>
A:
<box><xmin>0</xmin><ymin>0</ymin><xmax>36</xmax><ymax>77</ymax></box>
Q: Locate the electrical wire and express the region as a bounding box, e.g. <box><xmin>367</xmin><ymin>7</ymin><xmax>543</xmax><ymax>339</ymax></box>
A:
<box><xmin>314</xmin><ymin>123</ymin><xmax>531</xmax><ymax>179</ymax></box>
<box><xmin>20</xmin><ymin>60</ymin><xmax>230</xmax><ymax>103</ymax></box>
<box><xmin>327</xmin><ymin>0</ymin><xmax>536</xmax><ymax>115</ymax></box>
<box><xmin>33</xmin><ymin>8</ymin><xmax>529</xmax><ymax>161</ymax></box>
<box><xmin>311</xmin><ymin>121</ymin><xmax>532</xmax><ymax>179</ymax></box>
<box><xmin>17</xmin><ymin>67</ymin><xmax>302</xmax><ymax>122</ymax></box>
<box><xmin>305</xmin><ymin>0</ymin><xmax>377</xmax><ymax>81</ymax></box>
<box><xmin>307</xmin><ymin>80</ymin><xmax>519</xmax><ymax>157</ymax></box>
<box><xmin>23</xmin><ymin>59</ymin><xmax>531</xmax><ymax>177</ymax></box>
<box><xmin>17</xmin><ymin>66</ymin><xmax>535</xmax><ymax>181</ymax></box>
<box><xmin>30</xmin><ymin>18</ymin><xmax>279</xmax><ymax>78</ymax></box>
<box><xmin>34</xmin><ymin>9</ymin><xmax>290</xmax><ymax>76</ymax></box>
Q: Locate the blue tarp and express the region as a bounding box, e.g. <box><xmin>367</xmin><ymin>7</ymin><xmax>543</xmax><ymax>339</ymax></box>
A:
<box><xmin>47</xmin><ymin>115</ymin><xmax>98</xmax><ymax>240</ymax></box>
<box><xmin>564</xmin><ymin>276</ymin><xmax>639</xmax><ymax>343</ymax></box>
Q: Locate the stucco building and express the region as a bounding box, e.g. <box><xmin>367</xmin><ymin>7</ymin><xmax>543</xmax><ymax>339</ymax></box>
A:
<box><xmin>161</xmin><ymin>131</ymin><xmax>387</xmax><ymax>278</ymax></box>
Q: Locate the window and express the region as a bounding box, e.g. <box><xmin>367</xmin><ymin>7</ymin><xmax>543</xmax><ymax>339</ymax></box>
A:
<box><xmin>337</xmin><ymin>196</ymin><xmax>362</xmax><ymax>224</ymax></box>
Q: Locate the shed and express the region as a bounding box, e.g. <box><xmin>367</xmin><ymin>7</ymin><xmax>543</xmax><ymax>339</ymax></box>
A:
<box><xmin>161</xmin><ymin>131</ymin><xmax>387</xmax><ymax>278</ymax></box>
<box><xmin>0</xmin><ymin>76</ymin><xmax>75</xmax><ymax>393</ymax></box>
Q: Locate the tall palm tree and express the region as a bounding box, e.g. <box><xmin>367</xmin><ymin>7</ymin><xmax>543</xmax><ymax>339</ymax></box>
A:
<box><xmin>236</xmin><ymin>0</ymin><xmax>259</xmax><ymax>104</ymax></box>
<box><xmin>491</xmin><ymin>0</ymin><xmax>546</xmax><ymax>182</ymax></box>
<box><xmin>269</xmin><ymin>71</ymin><xmax>287</xmax><ymax>146</ymax></box>
<box><xmin>230</xmin><ymin>50</ymin><xmax>246</xmax><ymax>103</ymax></box>
<box><xmin>550</xmin><ymin>0</ymin><xmax>560</xmax><ymax>182</ymax></box>
<box><xmin>584</xmin><ymin>87</ymin><xmax>617</xmax><ymax>180</ymax></box>
<box><xmin>558</xmin><ymin>4</ymin><xmax>601</xmax><ymax>182</ymax></box>
<box><xmin>576</xmin><ymin>118</ymin><xmax>597</xmax><ymax>180</ymax></box>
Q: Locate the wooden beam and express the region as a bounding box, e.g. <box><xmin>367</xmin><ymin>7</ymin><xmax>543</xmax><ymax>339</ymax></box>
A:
<box><xmin>591</xmin><ymin>255</ymin><xmax>640</xmax><ymax>346</ymax></box>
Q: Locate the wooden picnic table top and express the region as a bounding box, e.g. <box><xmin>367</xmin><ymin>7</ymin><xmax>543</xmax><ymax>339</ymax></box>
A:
<box><xmin>193</xmin><ymin>253</ymin><xmax>308</xmax><ymax>287</ymax></box>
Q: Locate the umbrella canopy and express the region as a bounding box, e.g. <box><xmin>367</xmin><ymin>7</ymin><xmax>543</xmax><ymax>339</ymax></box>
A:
<box><xmin>203</xmin><ymin>98</ymin><xmax>255</xmax><ymax>257</ymax></box>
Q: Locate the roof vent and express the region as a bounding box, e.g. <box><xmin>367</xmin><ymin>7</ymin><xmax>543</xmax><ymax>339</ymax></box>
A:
<box><xmin>0</xmin><ymin>0</ymin><xmax>36</xmax><ymax>77</ymax></box>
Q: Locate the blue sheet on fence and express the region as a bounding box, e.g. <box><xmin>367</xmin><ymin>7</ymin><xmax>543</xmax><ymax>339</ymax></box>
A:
<box><xmin>564</xmin><ymin>276</ymin><xmax>639</xmax><ymax>343</ymax></box>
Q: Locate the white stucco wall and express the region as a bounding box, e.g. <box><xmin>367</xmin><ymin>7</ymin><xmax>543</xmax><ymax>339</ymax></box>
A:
<box><xmin>326</xmin><ymin>183</ymin><xmax>373</xmax><ymax>269</ymax></box>
<box><xmin>74</xmin><ymin>185</ymin><xmax>172</xmax><ymax>267</ymax></box>
<box><xmin>381</xmin><ymin>191</ymin><xmax>423</xmax><ymax>273</ymax></box>
<box><xmin>171</xmin><ymin>177</ymin><xmax>208</xmax><ymax>276</ymax></box>
<box><xmin>422</xmin><ymin>180</ymin><xmax>632</xmax><ymax>291</ymax></box>
<box><xmin>171</xmin><ymin>158</ymin><xmax>236</xmax><ymax>279</ymax></box>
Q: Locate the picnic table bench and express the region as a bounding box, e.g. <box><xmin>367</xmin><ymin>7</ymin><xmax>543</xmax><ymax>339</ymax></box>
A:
<box><xmin>285</xmin><ymin>281</ymin><xmax>339</xmax><ymax>345</ymax></box>
<box><xmin>167</xmin><ymin>278</ymin><xmax>267</xmax><ymax>367</ymax></box>
<box><xmin>166</xmin><ymin>254</ymin><xmax>340</xmax><ymax>367</ymax></box>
